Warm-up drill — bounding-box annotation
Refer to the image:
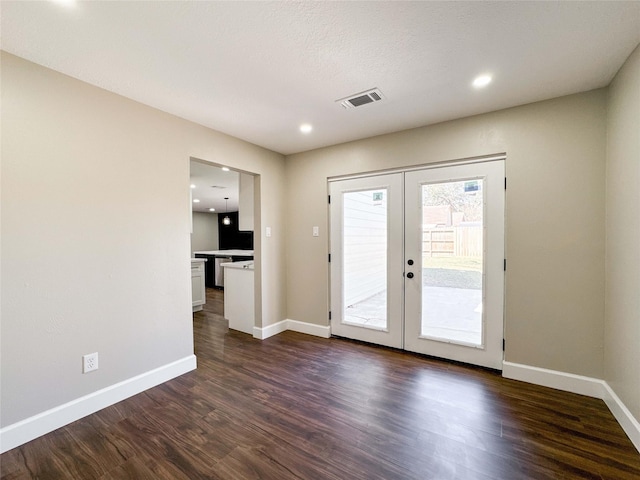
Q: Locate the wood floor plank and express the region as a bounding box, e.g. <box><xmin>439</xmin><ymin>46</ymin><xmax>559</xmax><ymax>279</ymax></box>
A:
<box><xmin>2</xmin><ymin>287</ymin><xmax>639</xmax><ymax>479</ymax></box>
<box><xmin>97</xmin><ymin>456</ymin><xmax>162</xmax><ymax>480</ymax></box>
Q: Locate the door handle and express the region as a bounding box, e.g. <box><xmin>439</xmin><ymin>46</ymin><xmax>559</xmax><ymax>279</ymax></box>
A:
<box><xmin>406</xmin><ymin>272</ymin><xmax>414</xmax><ymax>279</ymax></box>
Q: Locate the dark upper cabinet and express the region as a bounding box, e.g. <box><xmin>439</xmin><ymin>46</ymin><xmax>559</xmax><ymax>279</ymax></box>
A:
<box><xmin>218</xmin><ymin>212</ymin><xmax>254</xmax><ymax>250</ymax></box>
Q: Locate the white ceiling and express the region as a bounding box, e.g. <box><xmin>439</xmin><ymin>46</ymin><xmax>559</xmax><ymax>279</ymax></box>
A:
<box><xmin>2</xmin><ymin>1</ymin><xmax>639</xmax><ymax>155</ymax></box>
<box><xmin>190</xmin><ymin>160</ymin><xmax>239</xmax><ymax>214</ymax></box>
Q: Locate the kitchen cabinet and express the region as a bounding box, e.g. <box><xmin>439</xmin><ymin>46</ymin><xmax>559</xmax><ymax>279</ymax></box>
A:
<box><xmin>194</xmin><ymin>254</ymin><xmax>215</xmax><ymax>288</ymax></box>
<box><xmin>191</xmin><ymin>258</ymin><xmax>206</xmax><ymax>312</ymax></box>
<box><xmin>221</xmin><ymin>260</ymin><xmax>254</xmax><ymax>334</ymax></box>
<box><xmin>194</xmin><ymin>250</ymin><xmax>254</xmax><ymax>288</ymax></box>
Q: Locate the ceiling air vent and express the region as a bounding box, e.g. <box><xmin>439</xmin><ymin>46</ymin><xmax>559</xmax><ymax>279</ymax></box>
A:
<box><xmin>337</xmin><ymin>88</ymin><xmax>385</xmax><ymax>109</ymax></box>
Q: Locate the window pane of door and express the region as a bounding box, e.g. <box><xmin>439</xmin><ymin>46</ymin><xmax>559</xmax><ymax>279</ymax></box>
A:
<box><xmin>421</xmin><ymin>179</ymin><xmax>484</xmax><ymax>346</ymax></box>
<box><xmin>342</xmin><ymin>189</ymin><xmax>388</xmax><ymax>330</ymax></box>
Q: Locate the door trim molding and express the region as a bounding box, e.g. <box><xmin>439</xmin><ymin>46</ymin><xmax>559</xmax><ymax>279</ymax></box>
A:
<box><xmin>327</xmin><ymin>153</ymin><xmax>506</xmax><ymax>183</ymax></box>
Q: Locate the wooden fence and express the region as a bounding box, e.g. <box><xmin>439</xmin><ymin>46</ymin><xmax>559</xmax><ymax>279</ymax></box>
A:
<box><xmin>422</xmin><ymin>226</ymin><xmax>483</xmax><ymax>257</ymax></box>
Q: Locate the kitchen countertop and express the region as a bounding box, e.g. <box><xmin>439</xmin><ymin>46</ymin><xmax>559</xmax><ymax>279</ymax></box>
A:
<box><xmin>193</xmin><ymin>250</ymin><xmax>254</xmax><ymax>256</ymax></box>
<box><xmin>220</xmin><ymin>260</ymin><xmax>254</xmax><ymax>270</ymax></box>
<box><xmin>191</xmin><ymin>258</ymin><xmax>207</xmax><ymax>263</ymax></box>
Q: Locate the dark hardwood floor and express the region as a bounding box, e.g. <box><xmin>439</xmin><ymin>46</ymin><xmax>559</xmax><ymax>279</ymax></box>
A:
<box><xmin>2</xmin><ymin>288</ymin><xmax>639</xmax><ymax>479</ymax></box>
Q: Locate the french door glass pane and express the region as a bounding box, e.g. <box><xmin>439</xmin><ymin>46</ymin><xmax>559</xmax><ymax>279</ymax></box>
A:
<box><xmin>421</xmin><ymin>179</ymin><xmax>484</xmax><ymax>346</ymax></box>
<box><xmin>342</xmin><ymin>189</ymin><xmax>388</xmax><ymax>330</ymax></box>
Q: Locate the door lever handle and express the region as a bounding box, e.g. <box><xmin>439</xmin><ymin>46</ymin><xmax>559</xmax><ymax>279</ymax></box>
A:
<box><xmin>406</xmin><ymin>272</ymin><xmax>414</xmax><ymax>279</ymax></box>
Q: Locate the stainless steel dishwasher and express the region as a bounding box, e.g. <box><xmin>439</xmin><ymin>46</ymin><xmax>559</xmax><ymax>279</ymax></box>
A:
<box><xmin>214</xmin><ymin>256</ymin><xmax>233</xmax><ymax>287</ymax></box>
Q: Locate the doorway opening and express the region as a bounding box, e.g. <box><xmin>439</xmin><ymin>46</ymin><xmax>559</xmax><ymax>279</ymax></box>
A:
<box><xmin>189</xmin><ymin>157</ymin><xmax>259</xmax><ymax>335</ymax></box>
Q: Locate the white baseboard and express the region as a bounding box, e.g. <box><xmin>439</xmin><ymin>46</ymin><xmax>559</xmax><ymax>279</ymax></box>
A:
<box><xmin>253</xmin><ymin>319</ymin><xmax>330</xmax><ymax>340</ymax></box>
<box><xmin>0</xmin><ymin>355</ymin><xmax>197</xmax><ymax>454</ymax></box>
<box><xmin>502</xmin><ymin>361</ymin><xmax>606</xmax><ymax>398</ymax></box>
<box><xmin>502</xmin><ymin>361</ymin><xmax>640</xmax><ymax>454</ymax></box>
<box><xmin>602</xmin><ymin>382</ymin><xmax>640</xmax><ymax>453</ymax></box>
<box><xmin>286</xmin><ymin>319</ymin><xmax>331</xmax><ymax>338</ymax></box>
<box><xmin>253</xmin><ymin>320</ymin><xmax>288</xmax><ymax>340</ymax></box>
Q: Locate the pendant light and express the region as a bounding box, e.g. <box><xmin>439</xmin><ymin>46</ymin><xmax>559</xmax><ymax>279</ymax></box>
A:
<box><xmin>222</xmin><ymin>197</ymin><xmax>231</xmax><ymax>225</ymax></box>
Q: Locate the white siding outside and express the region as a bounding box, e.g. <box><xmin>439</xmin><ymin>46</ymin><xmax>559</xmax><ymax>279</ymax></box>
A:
<box><xmin>342</xmin><ymin>189</ymin><xmax>387</xmax><ymax>307</ymax></box>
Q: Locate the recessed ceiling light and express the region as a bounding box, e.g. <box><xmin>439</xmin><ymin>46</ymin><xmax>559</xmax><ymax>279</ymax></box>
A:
<box><xmin>473</xmin><ymin>75</ymin><xmax>492</xmax><ymax>88</ymax></box>
<box><xmin>221</xmin><ymin>167</ymin><xmax>230</xmax><ymax>172</ymax></box>
<box><xmin>209</xmin><ymin>208</ymin><xmax>216</xmax><ymax>212</ymax></box>
<box><xmin>190</xmin><ymin>184</ymin><xmax>196</xmax><ymax>189</ymax></box>
<box><xmin>51</xmin><ymin>0</ymin><xmax>77</xmax><ymax>7</ymax></box>
<box><xmin>193</xmin><ymin>199</ymin><xmax>200</xmax><ymax>203</ymax></box>
<box><xmin>300</xmin><ymin>123</ymin><xmax>313</xmax><ymax>134</ymax></box>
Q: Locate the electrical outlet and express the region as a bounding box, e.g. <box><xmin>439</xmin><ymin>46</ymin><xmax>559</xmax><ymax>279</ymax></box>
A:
<box><xmin>83</xmin><ymin>352</ymin><xmax>99</xmax><ymax>373</ymax></box>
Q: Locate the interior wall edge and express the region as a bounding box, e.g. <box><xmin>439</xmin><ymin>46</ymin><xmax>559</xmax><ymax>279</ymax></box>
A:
<box><xmin>603</xmin><ymin>42</ymin><xmax>640</xmax><ymax>428</ymax></box>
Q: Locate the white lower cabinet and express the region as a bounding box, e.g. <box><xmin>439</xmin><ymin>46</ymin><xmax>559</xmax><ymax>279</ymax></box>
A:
<box><xmin>191</xmin><ymin>258</ymin><xmax>206</xmax><ymax>312</ymax></box>
<box><xmin>221</xmin><ymin>261</ymin><xmax>254</xmax><ymax>334</ymax></box>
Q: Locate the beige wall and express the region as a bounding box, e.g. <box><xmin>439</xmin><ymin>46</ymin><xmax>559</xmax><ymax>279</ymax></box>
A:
<box><xmin>0</xmin><ymin>52</ymin><xmax>286</xmax><ymax>427</ymax></box>
<box><xmin>605</xmin><ymin>44</ymin><xmax>640</xmax><ymax>421</ymax></box>
<box><xmin>191</xmin><ymin>211</ymin><xmax>219</xmax><ymax>253</ymax></box>
<box><xmin>286</xmin><ymin>90</ymin><xmax>607</xmax><ymax>378</ymax></box>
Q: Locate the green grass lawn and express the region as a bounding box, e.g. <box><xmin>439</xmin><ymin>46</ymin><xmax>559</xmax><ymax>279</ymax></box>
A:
<box><xmin>423</xmin><ymin>255</ymin><xmax>483</xmax><ymax>272</ymax></box>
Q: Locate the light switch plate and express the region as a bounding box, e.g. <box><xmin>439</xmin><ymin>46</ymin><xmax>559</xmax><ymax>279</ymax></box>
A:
<box><xmin>266</xmin><ymin>227</ymin><xmax>272</xmax><ymax>237</ymax></box>
<box><xmin>313</xmin><ymin>226</ymin><xmax>319</xmax><ymax>237</ymax></box>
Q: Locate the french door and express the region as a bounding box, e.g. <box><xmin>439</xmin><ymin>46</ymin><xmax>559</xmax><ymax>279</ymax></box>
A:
<box><xmin>329</xmin><ymin>173</ymin><xmax>405</xmax><ymax>348</ymax></box>
<box><xmin>329</xmin><ymin>159</ymin><xmax>505</xmax><ymax>369</ymax></box>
